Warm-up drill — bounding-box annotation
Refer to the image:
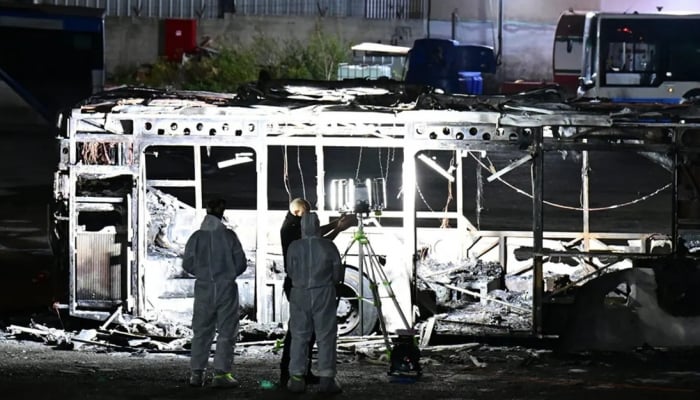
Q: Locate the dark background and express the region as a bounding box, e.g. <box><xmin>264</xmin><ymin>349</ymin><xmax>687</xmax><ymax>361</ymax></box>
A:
<box><xmin>0</xmin><ymin>85</ymin><xmax>56</xmax><ymax>315</ymax></box>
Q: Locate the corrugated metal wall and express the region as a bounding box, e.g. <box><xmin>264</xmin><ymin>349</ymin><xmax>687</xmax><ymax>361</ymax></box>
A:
<box><xmin>42</xmin><ymin>0</ymin><xmax>221</xmax><ymax>18</ymax></box>
<box><xmin>234</xmin><ymin>0</ymin><xmax>358</xmax><ymax>17</ymax></box>
<box><xmin>76</xmin><ymin>231</ymin><xmax>122</xmax><ymax>304</ymax></box>
<box><xmin>41</xmin><ymin>0</ymin><xmax>424</xmax><ymax>19</ymax></box>
<box><xmin>365</xmin><ymin>0</ymin><xmax>422</xmax><ymax>20</ymax></box>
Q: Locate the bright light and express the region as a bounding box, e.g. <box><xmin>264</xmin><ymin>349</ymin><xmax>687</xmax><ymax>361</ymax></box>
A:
<box><xmin>417</xmin><ymin>153</ymin><xmax>455</xmax><ymax>182</ymax></box>
<box><xmin>365</xmin><ymin>178</ymin><xmax>372</xmax><ymax>210</ymax></box>
<box><xmin>330</xmin><ymin>180</ymin><xmax>338</xmax><ymax>211</ymax></box>
<box><xmin>329</xmin><ymin>177</ymin><xmax>386</xmax><ymax>212</ymax></box>
<box><xmin>371</xmin><ymin>178</ymin><xmax>387</xmax><ymax>209</ymax></box>
<box><xmin>217</xmin><ymin>153</ymin><xmax>254</xmax><ymax>169</ymax></box>
<box><xmin>329</xmin><ymin>178</ymin><xmax>355</xmax><ymax>211</ymax></box>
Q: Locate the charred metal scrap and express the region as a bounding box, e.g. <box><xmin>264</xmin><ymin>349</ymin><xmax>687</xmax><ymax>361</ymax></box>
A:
<box><xmin>49</xmin><ymin>81</ymin><xmax>700</xmax><ymax>350</ymax></box>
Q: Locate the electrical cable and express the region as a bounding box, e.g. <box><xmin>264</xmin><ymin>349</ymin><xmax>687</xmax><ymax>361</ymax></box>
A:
<box><xmin>386</xmin><ymin>148</ymin><xmax>395</xmax><ymax>181</ymax></box>
<box><xmin>440</xmin><ymin>151</ymin><xmax>457</xmax><ymax>228</ymax></box>
<box><xmin>440</xmin><ymin>180</ymin><xmax>454</xmax><ymax>228</ymax></box>
<box><xmin>296</xmin><ymin>146</ymin><xmax>306</xmax><ymax>200</ymax></box>
<box><xmin>283</xmin><ymin>146</ymin><xmax>291</xmax><ymax>202</ymax></box>
<box><xmin>355</xmin><ymin>147</ymin><xmax>363</xmax><ymax>180</ymax></box>
<box><xmin>468</xmin><ymin>152</ymin><xmax>671</xmax><ymax>211</ymax></box>
<box><xmin>415</xmin><ymin>180</ymin><xmax>436</xmax><ymax>212</ymax></box>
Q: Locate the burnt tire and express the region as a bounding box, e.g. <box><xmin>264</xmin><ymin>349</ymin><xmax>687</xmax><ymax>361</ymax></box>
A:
<box><xmin>336</xmin><ymin>266</ymin><xmax>378</xmax><ymax>336</ymax></box>
<box><xmin>682</xmin><ymin>88</ymin><xmax>700</xmax><ymax>102</ymax></box>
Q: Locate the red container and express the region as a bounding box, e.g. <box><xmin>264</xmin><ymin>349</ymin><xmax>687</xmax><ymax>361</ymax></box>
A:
<box><xmin>164</xmin><ymin>19</ymin><xmax>197</xmax><ymax>62</ymax></box>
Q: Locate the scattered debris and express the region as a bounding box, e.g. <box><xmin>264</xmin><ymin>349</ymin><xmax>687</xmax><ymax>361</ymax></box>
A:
<box><xmin>417</xmin><ymin>258</ymin><xmax>532</xmax><ymax>336</ymax></box>
<box><xmin>419</xmin><ymin>316</ymin><xmax>437</xmax><ymax>347</ymax></box>
<box><xmin>469</xmin><ymin>354</ymin><xmax>488</xmax><ymax>368</ymax></box>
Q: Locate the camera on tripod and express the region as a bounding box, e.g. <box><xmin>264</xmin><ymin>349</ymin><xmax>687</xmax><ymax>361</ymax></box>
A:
<box><xmin>329</xmin><ymin>177</ymin><xmax>386</xmax><ymax>216</ymax></box>
<box><xmin>334</xmin><ymin>177</ymin><xmax>422</xmax><ymax>379</ymax></box>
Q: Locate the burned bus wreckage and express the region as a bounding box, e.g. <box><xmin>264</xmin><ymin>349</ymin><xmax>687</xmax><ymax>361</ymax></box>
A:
<box><xmin>50</xmin><ymin>81</ymin><xmax>700</xmax><ymax>351</ymax></box>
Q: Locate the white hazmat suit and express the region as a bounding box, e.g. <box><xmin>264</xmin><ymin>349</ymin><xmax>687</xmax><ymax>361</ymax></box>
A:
<box><xmin>182</xmin><ymin>213</ymin><xmax>247</xmax><ymax>375</ymax></box>
<box><xmin>286</xmin><ymin>212</ymin><xmax>344</xmax><ymax>381</ymax></box>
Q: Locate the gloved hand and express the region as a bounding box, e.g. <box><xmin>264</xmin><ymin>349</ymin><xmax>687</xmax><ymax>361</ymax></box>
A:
<box><xmin>283</xmin><ymin>276</ymin><xmax>292</xmax><ymax>298</ymax></box>
<box><xmin>336</xmin><ymin>213</ymin><xmax>358</xmax><ymax>232</ymax></box>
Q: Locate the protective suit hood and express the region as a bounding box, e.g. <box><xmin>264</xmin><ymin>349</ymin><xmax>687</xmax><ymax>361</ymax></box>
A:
<box><xmin>182</xmin><ymin>213</ymin><xmax>247</xmax><ymax>282</ymax></box>
<box><xmin>300</xmin><ymin>212</ymin><xmax>320</xmax><ymax>239</ymax></box>
<box><xmin>286</xmin><ymin>212</ymin><xmax>343</xmax><ymax>290</ymax></box>
<box><xmin>199</xmin><ymin>214</ymin><xmax>225</xmax><ymax>231</ymax></box>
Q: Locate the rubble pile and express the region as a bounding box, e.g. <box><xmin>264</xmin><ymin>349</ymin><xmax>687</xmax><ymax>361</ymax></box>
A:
<box><xmin>418</xmin><ymin>258</ymin><xmax>504</xmax><ymax>307</ymax></box>
<box><xmin>98</xmin><ymin>187</ymin><xmax>630</xmax><ymax>343</ymax></box>
<box><xmin>146</xmin><ymin>188</ymin><xmax>189</xmax><ymax>256</ymax></box>
<box><xmin>2</xmin><ymin>314</ymin><xmax>289</xmax><ymax>355</ymax></box>
<box><xmin>416</xmin><ymin>258</ymin><xmax>531</xmax><ymax>335</ymax></box>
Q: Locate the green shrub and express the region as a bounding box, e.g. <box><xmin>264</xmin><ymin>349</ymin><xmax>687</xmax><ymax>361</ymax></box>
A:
<box><xmin>110</xmin><ymin>28</ymin><xmax>351</xmax><ymax>91</ymax></box>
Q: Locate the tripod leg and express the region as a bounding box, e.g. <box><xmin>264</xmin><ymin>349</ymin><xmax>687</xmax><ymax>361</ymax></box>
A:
<box><xmin>366</xmin><ymin>240</ymin><xmax>411</xmax><ymax>329</ymax></box>
<box><xmin>341</xmin><ymin>238</ymin><xmax>357</xmax><ymax>261</ymax></box>
<box><xmin>362</xmin><ymin>242</ymin><xmax>392</xmax><ymax>352</ymax></box>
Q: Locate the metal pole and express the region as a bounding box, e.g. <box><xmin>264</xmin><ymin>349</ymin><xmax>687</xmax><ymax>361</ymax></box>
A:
<box><xmin>672</xmin><ymin>129</ymin><xmax>679</xmax><ymax>253</ymax></box>
<box><xmin>456</xmin><ymin>151</ymin><xmax>465</xmax><ymax>252</ymax></box>
<box><xmin>496</xmin><ymin>0</ymin><xmax>503</xmax><ymax>64</ymax></box>
<box><xmin>193</xmin><ymin>146</ymin><xmax>202</xmax><ymax>210</ymax></box>
<box><xmin>357</xmin><ymin>217</ymin><xmax>365</xmax><ymax>336</ymax></box>
<box><xmin>316</xmin><ymin>142</ymin><xmax>325</xmax><ymax>211</ymax></box>
<box><xmin>404</xmin><ymin>148</ymin><xmax>417</xmax><ymax>327</ymax></box>
<box><xmin>426</xmin><ymin>0</ymin><xmax>431</xmax><ymax>38</ymax></box>
<box><xmin>476</xmin><ymin>152</ymin><xmax>482</xmax><ymax>228</ymax></box>
<box><xmin>255</xmin><ymin>141</ymin><xmax>269</xmax><ymax>323</ymax></box>
<box><xmin>582</xmin><ymin>144</ymin><xmax>590</xmax><ymax>252</ymax></box>
<box><xmin>531</xmin><ymin>128</ymin><xmax>544</xmax><ymax>336</ymax></box>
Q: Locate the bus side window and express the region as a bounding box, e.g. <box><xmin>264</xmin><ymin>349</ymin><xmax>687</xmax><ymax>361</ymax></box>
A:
<box><xmin>606</xmin><ymin>42</ymin><xmax>624</xmax><ymax>72</ymax></box>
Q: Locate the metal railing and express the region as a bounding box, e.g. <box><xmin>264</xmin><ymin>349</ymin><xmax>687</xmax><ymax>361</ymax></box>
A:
<box><xmin>40</xmin><ymin>0</ymin><xmax>425</xmax><ymax>19</ymax></box>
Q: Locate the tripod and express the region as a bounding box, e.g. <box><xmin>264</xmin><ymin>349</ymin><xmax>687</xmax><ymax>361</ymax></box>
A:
<box><xmin>341</xmin><ymin>214</ymin><xmax>421</xmax><ymax>377</ymax></box>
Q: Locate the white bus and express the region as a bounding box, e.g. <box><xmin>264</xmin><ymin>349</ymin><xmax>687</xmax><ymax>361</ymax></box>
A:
<box><xmin>578</xmin><ymin>12</ymin><xmax>700</xmax><ymax>103</ymax></box>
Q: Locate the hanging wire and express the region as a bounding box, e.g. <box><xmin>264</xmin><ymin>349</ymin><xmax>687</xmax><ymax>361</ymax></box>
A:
<box><xmin>378</xmin><ymin>147</ymin><xmax>394</xmax><ymax>182</ymax></box>
<box><xmin>296</xmin><ymin>146</ymin><xmax>306</xmax><ymax>200</ymax></box>
<box><xmin>475</xmin><ymin>155</ymin><xmax>483</xmax><ymax>229</ymax></box>
<box><xmin>440</xmin><ymin>178</ymin><xmax>454</xmax><ymax>228</ymax></box>
<box><xmin>415</xmin><ymin>180</ymin><xmax>436</xmax><ymax>212</ymax></box>
<box><xmin>354</xmin><ymin>147</ymin><xmax>363</xmax><ymax>180</ymax></box>
<box><xmin>283</xmin><ymin>146</ymin><xmax>292</xmax><ymax>202</ymax></box>
<box><xmin>385</xmin><ymin>148</ymin><xmax>394</xmax><ymax>181</ymax></box>
<box><xmin>440</xmin><ymin>151</ymin><xmax>456</xmax><ymax>228</ymax></box>
<box><xmin>469</xmin><ymin>152</ymin><xmax>671</xmax><ymax>211</ymax></box>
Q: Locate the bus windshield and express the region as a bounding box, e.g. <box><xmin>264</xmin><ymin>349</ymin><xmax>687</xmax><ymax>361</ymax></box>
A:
<box><xmin>600</xmin><ymin>17</ymin><xmax>700</xmax><ymax>87</ymax></box>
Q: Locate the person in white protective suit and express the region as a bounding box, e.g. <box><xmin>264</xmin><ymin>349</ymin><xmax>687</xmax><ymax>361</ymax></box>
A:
<box><xmin>182</xmin><ymin>199</ymin><xmax>247</xmax><ymax>388</ymax></box>
<box><xmin>285</xmin><ymin>212</ymin><xmax>344</xmax><ymax>394</ymax></box>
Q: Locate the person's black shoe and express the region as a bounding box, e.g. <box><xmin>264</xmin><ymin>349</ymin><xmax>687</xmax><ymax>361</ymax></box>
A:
<box><xmin>319</xmin><ymin>377</ymin><xmax>342</xmax><ymax>394</ymax></box>
<box><xmin>280</xmin><ymin>371</ymin><xmax>290</xmax><ymax>388</ymax></box>
<box><xmin>305</xmin><ymin>373</ymin><xmax>321</xmax><ymax>385</ymax></box>
<box><xmin>288</xmin><ymin>375</ymin><xmax>306</xmax><ymax>393</ymax></box>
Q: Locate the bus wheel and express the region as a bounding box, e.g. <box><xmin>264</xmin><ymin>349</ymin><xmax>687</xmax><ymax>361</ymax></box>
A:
<box><xmin>336</xmin><ymin>266</ymin><xmax>378</xmax><ymax>336</ymax></box>
<box><xmin>682</xmin><ymin>89</ymin><xmax>700</xmax><ymax>102</ymax></box>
